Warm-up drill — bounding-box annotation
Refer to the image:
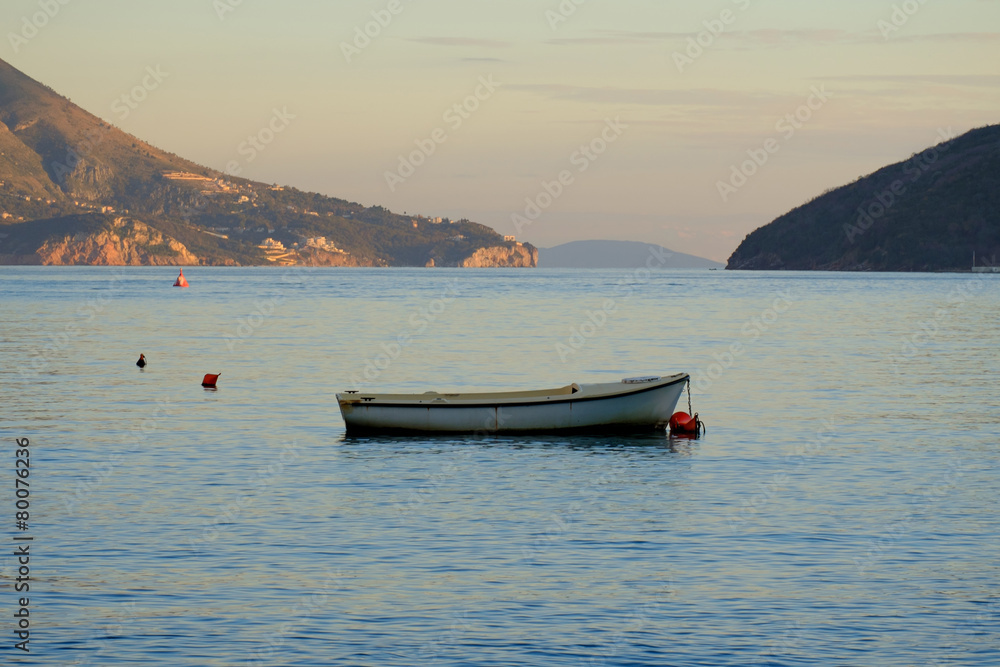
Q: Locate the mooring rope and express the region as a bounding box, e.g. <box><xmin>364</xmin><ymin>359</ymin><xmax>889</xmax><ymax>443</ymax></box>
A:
<box><xmin>686</xmin><ymin>378</ymin><xmax>706</xmax><ymax>435</ymax></box>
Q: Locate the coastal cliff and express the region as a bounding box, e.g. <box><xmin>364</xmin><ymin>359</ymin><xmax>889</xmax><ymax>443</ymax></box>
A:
<box><xmin>459</xmin><ymin>244</ymin><xmax>538</xmax><ymax>268</ymax></box>
<box><xmin>1</xmin><ymin>216</ymin><xmax>199</xmax><ymax>265</ymax></box>
<box><xmin>0</xmin><ymin>57</ymin><xmax>538</xmax><ymax>268</ymax></box>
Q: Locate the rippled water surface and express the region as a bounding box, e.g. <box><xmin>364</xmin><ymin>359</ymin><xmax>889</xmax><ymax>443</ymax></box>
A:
<box><xmin>1</xmin><ymin>266</ymin><xmax>998</xmax><ymax>665</ymax></box>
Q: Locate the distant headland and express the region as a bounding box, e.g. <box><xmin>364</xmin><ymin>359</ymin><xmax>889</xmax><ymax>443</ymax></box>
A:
<box><xmin>0</xmin><ymin>58</ymin><xmax>535</xmax><ymax>267</ymax></box>
<box><xmin>539</xmin><ymin>240</ymin><xmax>722</xmax><ymax>269</ymax></box>
<box><xmin>727</xmin><ymin>124</ymin><xmax>1000</xmax><ymax>272</ymax></box>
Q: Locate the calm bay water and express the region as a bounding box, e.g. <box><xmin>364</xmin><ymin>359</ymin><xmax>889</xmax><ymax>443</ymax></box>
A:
<box><xmin>1</xmin><ymin>266</ymin><xmax>998</xmax><ymax>666</ymax></box>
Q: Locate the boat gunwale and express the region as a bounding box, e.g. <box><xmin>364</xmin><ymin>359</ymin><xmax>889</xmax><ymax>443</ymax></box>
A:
<box><xmin>337</xmin><ymin>373</ymin><xmax>689</xmax><ymax>410</ymax></box>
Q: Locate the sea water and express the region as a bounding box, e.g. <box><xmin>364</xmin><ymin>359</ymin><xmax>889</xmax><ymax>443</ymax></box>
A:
<box><xmin>0</xmin><ymin>266</ymin><xmax>997</xmax><ymax>665</ymax></box>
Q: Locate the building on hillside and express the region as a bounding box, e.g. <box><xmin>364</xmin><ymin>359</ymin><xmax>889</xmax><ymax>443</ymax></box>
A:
<box><xmin>259</xmin><ymin>238</ymin><xmax>285</xmax><ymax>251</ymax></box>
<box><xmin>304</xmin><ymin>237</ymin><xmax>345</xmax><ymax>253</ymax></box>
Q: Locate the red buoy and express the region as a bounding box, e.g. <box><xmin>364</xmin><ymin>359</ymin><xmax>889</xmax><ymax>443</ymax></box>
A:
<box><xmin>173</xmin><ymin>269</ymin><xmax>189</xmax><ymax>288</ymax></box>
<box><xmin>669</xmin><ymin>411</ymin><xmax>703</xmax><ymax>436</ymax></box>
<box><xmin>202</xmin><ymin>373</ymin><xmax>220</xmax><ymax>388</ymax></box>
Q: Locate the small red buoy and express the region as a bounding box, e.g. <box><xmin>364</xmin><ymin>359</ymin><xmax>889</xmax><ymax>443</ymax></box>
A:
<box><xmin>202</xmin><ymin>373</ymin><xmax>220</xmax><ymax>388</ymax></box>
<box><xmin>669</xmin><ymin>411</ymin><xmax>704</xmax><ymax>437</ymax></box>
<box><xmin>173</xmin><ymin>268</ymin><xmax>189</xmax><ymax>288</ymax></box>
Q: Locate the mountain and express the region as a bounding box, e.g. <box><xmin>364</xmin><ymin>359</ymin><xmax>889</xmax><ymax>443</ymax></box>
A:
<box><xmin>538</xmin><ymin>240</ymin><xmax>722</xmax><ymax>269</ymax></box>
<box><xmin>727</xmin><ymin>124</ymin><xmax>1000</xmax><ymax>271</ymax></box>
<box><xmin>0</xmin><ymin>58</ymin><xmax>535</xmax><ymax>267</ymax></box>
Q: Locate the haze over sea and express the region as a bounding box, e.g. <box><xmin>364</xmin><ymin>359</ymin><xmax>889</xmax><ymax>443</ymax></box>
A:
<box><xmin>1</xmin><ymin>266</ymin><xmax>998</xmax><ymax>666</ymax></box>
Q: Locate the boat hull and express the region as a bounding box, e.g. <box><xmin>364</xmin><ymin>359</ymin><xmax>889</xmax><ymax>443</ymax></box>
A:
<box><xmin>337</xmin><ymin>374</ymin><xmax>689</xmax><ymax>435</ymax></box>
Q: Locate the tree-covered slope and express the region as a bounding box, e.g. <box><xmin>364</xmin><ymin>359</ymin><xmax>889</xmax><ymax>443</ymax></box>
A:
<box><xmin>727</xmin><ymin>125</ymin><xmax>1000</xmax><ymax>271</ymax></box>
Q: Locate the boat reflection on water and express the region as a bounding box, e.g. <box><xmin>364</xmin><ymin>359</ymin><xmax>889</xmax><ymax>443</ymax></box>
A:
<box><xmin>336</xmin><ymin>430</ymin><xmax>700</xmax><ymax>456</ymax></box>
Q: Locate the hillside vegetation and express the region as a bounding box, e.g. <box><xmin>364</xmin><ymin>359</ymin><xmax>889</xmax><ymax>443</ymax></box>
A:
<box><xmin>0</xmin><ymin>58</ymin><xmax>533</xmax><ymax>267</ymax></box>
<box><xmin>727</xmin><ymin>125</ymin><xmax>1000</xmax><ymax>271</ymax></box>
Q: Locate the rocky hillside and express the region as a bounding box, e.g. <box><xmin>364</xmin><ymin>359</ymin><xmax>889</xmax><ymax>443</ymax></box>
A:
<box><xmin>0</xmin><ymin>214</ymin><xmax>199</xmax><ymax>265</ymax></box>
<box><xmin>0</xmin><ymin>58</ymin><xmax>535</xmax><ymax>267</ymax></box>
<box><xmin>460</xmin><ymin>244</ymin><xmax>538</xmax><ymax>268</ymax></box>
<box><xmin>727</xmin><ymin>124</ymin><xmax>1000</xmax><ymax>271</ymax></box>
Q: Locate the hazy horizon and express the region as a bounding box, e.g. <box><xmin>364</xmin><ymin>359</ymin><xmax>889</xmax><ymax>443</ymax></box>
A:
<box><xmin>3</xmin><ymin>0</ymin><xmax>999</xmax><ymax>262</ymax></box>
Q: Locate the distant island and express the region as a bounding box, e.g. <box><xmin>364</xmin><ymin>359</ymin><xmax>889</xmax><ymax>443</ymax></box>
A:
<box><xmin>727</xmin><ymin>124</ymin><xmax>1000</xmax><ymax>271</ymax></box>
<box><xmin>539</xmin><ymin>240</ymin><xmax>722</xmax><ymax>269</ymax></box>
<box><xmin>0</xmin><ymin>58</ymin><xmax>535</xmax><ymax>267</ymax></box>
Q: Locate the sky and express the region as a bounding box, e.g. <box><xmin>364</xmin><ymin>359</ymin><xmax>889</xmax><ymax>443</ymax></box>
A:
<box><xmin>3</xmin><ymin>0</ymin><xmax>999</xmax><ymax>262</ymax></box>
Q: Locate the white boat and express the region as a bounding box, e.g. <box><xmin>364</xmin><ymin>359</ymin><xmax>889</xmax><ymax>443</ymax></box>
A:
<box><xmin>337</xmin><ymin>373</ymin><xmax>690</xmax><ymax>434</ymax></box>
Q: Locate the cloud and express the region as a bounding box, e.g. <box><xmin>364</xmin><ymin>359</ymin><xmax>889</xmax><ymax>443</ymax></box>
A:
<box><xmin>546</xmin><ymin>28</ymin><xmax>1000</xmax><ymax>48</ymax></box>
<box><xmin>546</xmin><ymin>30</ymin><xmax>689</xmax><ymax>46</ymax></box>
<box><xmin>547</xmin><ymin>28</ymin><xmax>854</xmax><ymax>47</ymax></box>
<box><xmin>505</xmin><ymin>83</ymin><xmax>781</xmax><ymax>108</ymax></box>
<box><xmin>406</xmin><ymin>37</ymin><xmax>512</xmax><ymax>48</ymax></box>
<box><xmin>884</xmin><ymin>32</ymin><xmax>1000</xmax><ymax>43</ymax></box>
<box><xmin>825</xmin><ymin>74</ymin><xmax>1000</xmax><ymax>88</ymax></box>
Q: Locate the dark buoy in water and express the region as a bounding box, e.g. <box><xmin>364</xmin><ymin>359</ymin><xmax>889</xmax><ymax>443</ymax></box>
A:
<box><xmin>202</xmin><ymin>373</ymin><xmax>220</xmax><ymax>388</ymax></box>
<box><xmin>173</xmin><ymin>268</ymin><xmax>189</xmax><ymax>288</ymax></box>
<box><xmin>136</xmin><ymin>354</ymin><xmax>146</xmax><ymax>369</ymax></box>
